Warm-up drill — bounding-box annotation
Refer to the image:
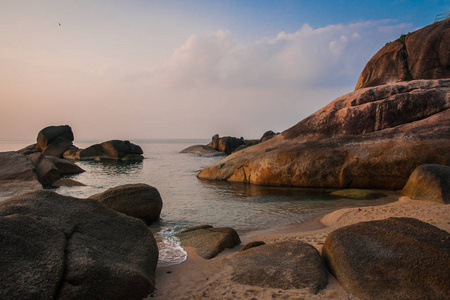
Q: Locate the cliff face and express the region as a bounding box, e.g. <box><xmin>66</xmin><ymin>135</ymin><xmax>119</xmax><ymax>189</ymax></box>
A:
<box><xmin>355</xmin><ymin>19</ymin><xmax>450</xmax><ymax>90</ymax></box>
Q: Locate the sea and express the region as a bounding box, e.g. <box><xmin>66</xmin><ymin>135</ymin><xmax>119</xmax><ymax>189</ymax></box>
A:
<box><xmin>0</xmin><ymin>139</ymin><xmax>397</xmax><ymax>267</ymax></box>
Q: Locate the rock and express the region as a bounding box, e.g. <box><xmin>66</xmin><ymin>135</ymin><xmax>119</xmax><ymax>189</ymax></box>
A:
<box><xmin>27</xmin><ymin>153</ymin><xmax>60</xmax><ymax>186</ymax></box>
<box><xmin>0</xmin><ymin>190</ymin><xmax>158</xmax><ymax>300</ymax></box>
<box><xmin>234</xmin><ymin>144</ymin><xmax>248</xmax><ymax>152</ymax></box>
<box><xmin>217</xmin><ymin>137</ymin><xmax>246</xmax><ymax>155</ymax></box>
<box><xmin>45</xmin><ymin>156</ymin><xmax>85</xmax><ymax>176</ymax></box>
<box><xmin>180</xmin><ymin>145</ymin><xmax>227</xmax><ymax>157</ymax></box>
<box><xmin>52</xmin><ymin>178</ymin><xmax>86</xmax><ymax>187</ymax></box>
<box><xmin>79</xmin><ymin>144</ymin><xmax>104</xmax><ymax>160</ymax></box>
<box><xmin>260</xmin><ymin>130</ymin><xmax>278</xmax><ymax>143</ymax></box>
<box><xmin>180</xmin><ymin>225</ymin><xmax>213</xmax><ymax>233</ymax></box>
<box><xmin>177</xmin><ymin>226</ymin><xmax>241</xmax><ymax>259</ymax></box>
<box><xmin>36</xmin><ymin>125</ymin><xmax>74</xmax><ymax>151</ymax></box>
<box><xmin>198</xmin><ymin>80</ymin><xmax>450</xmax><ymax>190</ymax></box>
<box><xmin>0</xmin><ymin>214</ymin><xmax>66</xmax><ymax>299</ymax></box>
<box><xmin>42</xmin><ymin>137</ymin><xmax>73</xmax><ymax>158</ymax></box>
<box><xmin>208</xmin><ymin>134</ymin><xmax>220</xmax><ymax>149</ymax></box>
<box><xmin>355</xmin><ymin>19</ymin><xmax>449</xmax><ymax>90</ymax></box>
<box><xmin>227</xmin><ymin>241</ymin><xmax>327</xmax><ymax>294</ymax></box>
<box><xmin>239</xmin><ymin>241</ymin><xmax>266</xmax><ymax>252</ymax></box>
<box><xmin>0</xmin><ymin>152</ymin><xmax>42</xmax><ymax>198</ymax></box>
<box><xmin>101</xmin><ymin>140</ymin><xmax>143</xmax><ymax>160</ymax></box>
<box><xmin>63</xmin><ymin>147</ymin><xmax>82</xmax><ymax>160</ymax></box>
<box><xmin>401</xmin><ymin>164</ymin><xmax>450</xmax><ymax>204</ymax></box>
<box><xmin>76</xmin><ymin>141</ymin><xmax>144</xmax><ymax>161</ymax></box>
<box><xmin>330</xmin><ymin>189</ymin><xmax>386</xmax><ymax>200</ymax></box>
<box><xmin>89</xmin><ymin>183</ymin><xmax>163</xmax><ymax>225</ymax></box>
<box><xmin>322</xmin><ymin>217</ymin><xmax>450</xmax><ymax>300</ymax></box>
<box><xmin>16</xmin><ymin>143</ymin><xmax>39</xmax><ymax>155</ymax></box>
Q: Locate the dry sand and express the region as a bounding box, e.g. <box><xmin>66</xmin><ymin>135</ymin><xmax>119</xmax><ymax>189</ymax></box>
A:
<box><xmin>147</xmin><ymin>196</ymin><xmax>450</xmax><ymax>300</ymax></box>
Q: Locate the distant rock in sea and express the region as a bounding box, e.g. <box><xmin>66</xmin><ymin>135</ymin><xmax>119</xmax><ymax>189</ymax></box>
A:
<box><xmin>181</xmin><ymin>131</ymin><xmax>279</xmax><ymax>156</ymax></box>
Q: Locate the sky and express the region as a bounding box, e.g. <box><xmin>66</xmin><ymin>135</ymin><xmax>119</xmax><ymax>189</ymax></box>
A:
<box><xmin>0</xmin><ymin>0</ymin><xmax>448</xmax><ymax>141</ymax></box>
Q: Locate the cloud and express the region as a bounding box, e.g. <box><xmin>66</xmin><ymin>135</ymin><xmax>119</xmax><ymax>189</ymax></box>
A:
<box><xmin>149</xmin><ymin>20</ymin><xmax>412</xmax><ymax>90</ymax></box>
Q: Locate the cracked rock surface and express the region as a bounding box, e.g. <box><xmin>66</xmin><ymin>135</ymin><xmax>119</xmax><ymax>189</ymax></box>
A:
<box><xmin>0</xmin><ymin>190</ymin><xmax>158</xmax><ymax>300</ymax></box>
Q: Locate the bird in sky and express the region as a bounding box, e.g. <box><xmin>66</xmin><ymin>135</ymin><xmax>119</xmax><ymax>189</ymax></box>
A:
<box><xmin>59</xmin><ymin>23</ymin><xmax>61</xmax><ymax>26</ymax></box>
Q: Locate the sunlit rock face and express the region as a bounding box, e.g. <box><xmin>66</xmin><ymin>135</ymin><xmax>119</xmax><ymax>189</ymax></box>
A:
<box><xmin>355</xmin><ymin>18</ymin><xmax>450</xmax><ymax>90</ymax></box>
<box><xmin>198</xmin><ymin>79</ymin><xmax>450</xmax><ymax>190</ymax></box>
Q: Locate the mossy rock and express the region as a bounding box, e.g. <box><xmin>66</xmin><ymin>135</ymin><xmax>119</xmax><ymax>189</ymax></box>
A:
<box><xmin>330</xmin><ymin>189</ymin><xmax>386</xmax><ymax>200</ymax></box>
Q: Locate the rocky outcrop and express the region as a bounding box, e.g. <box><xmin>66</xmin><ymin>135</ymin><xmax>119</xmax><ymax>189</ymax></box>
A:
<box><xmin>0</xmin><ymin>152</ymin><xmax>42</xmax><ymax>198</ymax></box>
<box><xmin>355</xmin><ymin>19</ymin><xmax>449</xmax><ymax>90</ymax></box>
<box><xmin>177</xmin><ymin>225</ymin><xmax>241</xmax><ymax>259</ymax></box>
<box><xmin>42</xmin><ymin>137</ymin><xmax>73</xmax><ymax>158</ymax></box>
<box><xmin>227</xmin><ymin>241</ymin><xmax>328</xmax><ymax>294</ymax></box>
<box><xmin>36</xmin><ymin>125</ymin><xmax>74</xmax><ymax>152</ymax></box>
<box><xmin>89</xmin><ymin>184</ymin><xmax>163</xmax><ymax>225</ymax></box>
<box><xmin>66</xmin><ymin>140</ymin><xmax>144</xmax><ymax>161</ymax></box>
<box><xmin>0</xmin><ymin>190</ymin><xmax>158</xmax><ymax>300</ymax></box>
<box><xmin>208</xmin><ymin>136</ymin><xmax>246</xmax><ymax>155</ymax></box>
<box><xmin>180</xmin><ymin>145</ymin><xmax>226</xmax><ymax>157</ymax></box>
<box><xmin>26</xmin><ymin>153</ymin><xmax>60</xmax><ymax>187</ymax></box>
<box><xmin>401</xmin><ymin>164</ymin><xmax>450</xmax><ymax>203</ymax></box>
<box><xmin>198</xmin><ymin>80</ymin><xmax>450</xmax><ymax>190</ymax></box>
<box><xmin>45</xmin><ymin>156</ymin><xmax>85</xmax><ymax>176</ymax></box>
<box><xmin>322</xmin><ymin>217</ymin><xmax>450</xmax><ymax>300</ymax></box>
<box><xmin>184</xmin><ymin>132</ymin><xmax>278</xmax><ymax>156</ymax></box>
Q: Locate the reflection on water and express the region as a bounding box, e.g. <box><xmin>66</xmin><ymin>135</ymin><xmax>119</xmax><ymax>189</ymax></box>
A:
<box><xmin>0</xmin><ymin>140</ymin><xmax>398</xmax><ymax>266</ymax></box>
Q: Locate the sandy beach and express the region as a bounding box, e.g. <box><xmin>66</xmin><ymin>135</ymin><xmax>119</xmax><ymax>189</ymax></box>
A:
<box><xmin>148</xmin><ymin>196</ymin><xmax>450</xmax><ymax>300</ymax></box>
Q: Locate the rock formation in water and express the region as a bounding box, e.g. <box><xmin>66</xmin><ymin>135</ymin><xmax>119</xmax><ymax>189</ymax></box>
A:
<box><xmin>322</xmin><ymin>217</ymin><xmax>450</xmax><ymax>300</ymax></box>
<box><xmin>181</xmin><ymin>131</ymin><xmax>279</xmax><ymax>156</ymax></box>
<box><xmin>198</xmin><ymin>79</ymin><xmax>450</xmax><ymax>190</ymax></box>
<box><xmin>0</xmin><ymin>190</ymin><xmax>158</xmax><ymax>300</ymax></box>
<box><xmin>355</xmin><ymin>18</ymin><xmax>450</xmax><ymax>90</ymax></box>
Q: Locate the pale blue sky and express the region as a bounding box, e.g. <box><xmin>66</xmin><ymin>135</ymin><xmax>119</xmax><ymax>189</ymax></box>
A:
<box><xmin>0</xmin><ymin>1</ymin><xmax>448</xmax><ymax>140</ymax></box>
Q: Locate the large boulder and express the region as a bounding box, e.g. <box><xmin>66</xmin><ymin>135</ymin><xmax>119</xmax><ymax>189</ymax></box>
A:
<box><xmin>401</xmin><ymin>164</ymin><xmax>450</xmax><ymax>203</ymax></box>
<box><xmin>227</xmin><ymin>241</ymin><xmax>328</xmax><ymax>294</ymax></box>
<box><xmin>177</xmin><ymin>225</ymin><xmax>241</xmax><ymax>259</ymax></box>
<box><xmin>198</xmin><ymin>80</ymin><xmax>450</xmax><ymax>190</ymax></box>
<box><xmin>180</xmin><ymin>145</ymin><xmax>227</xmax><ymax>157</ymax></box>
<box><xmin>89</xmin><ymin>183</ymin><xmax>162</xmax><ymax>225</ymax></box>
<box><xmin>26</xmin><ymin>153</ymin><xmax>60</xmax><ymax>187</ymax></box>
<box><xmin>0</xmin><ymin>152</ymin><xmax>42</xmax><ymax>198</ymax></box>
<box><xmin>321</xmin><ymin>217</ymin><xmax>450</xmax><ymax>300</ymax></box>
<box><xmin>36</xmin><ymin>125</ymin><xmax>74</xmax><ymax>151</ymax></box>
<box><xmin>0</xmin><ymin>190</ymin><xmax>158</xmax><ymax>300</ymax></box>
<box><xmin>355</xmin><ymin>18</ymin><xmax>449</xmax><ymax>90</ymax></box>
<box><xmin>101</xmin><ymin>140</ymin><xmax>143</xmax><ymax>160</ymax></box>
<box><xmin>74</xmin><ymin>140</ymin><xmax>144</xmax><ymax>161</ymax></box>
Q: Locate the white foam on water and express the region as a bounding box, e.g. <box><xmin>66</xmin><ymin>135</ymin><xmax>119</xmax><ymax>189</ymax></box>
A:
<box><xmin>156</xmin><ymin>227</ymin><xmax>188</xmax><ymax>268</ymax></box>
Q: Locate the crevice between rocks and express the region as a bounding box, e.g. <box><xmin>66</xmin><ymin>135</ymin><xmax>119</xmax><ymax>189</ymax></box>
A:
<box><xmin>54</xmin><ymin>225</ymin><xmax>79</xmax><ymax>300</ymax></box>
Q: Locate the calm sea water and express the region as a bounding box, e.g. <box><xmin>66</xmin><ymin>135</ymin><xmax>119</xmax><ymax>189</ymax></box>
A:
<box><xmin>0</xmin><ymin>139</ymin><xmax>397</xmax><ymax>266</ymax></box>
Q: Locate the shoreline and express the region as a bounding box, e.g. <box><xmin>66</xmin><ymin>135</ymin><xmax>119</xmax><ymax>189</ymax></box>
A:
<box><xmin>149</xmin><ymin>196</ymin><xmax>450</xmax><ymax>299</ymax></box>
